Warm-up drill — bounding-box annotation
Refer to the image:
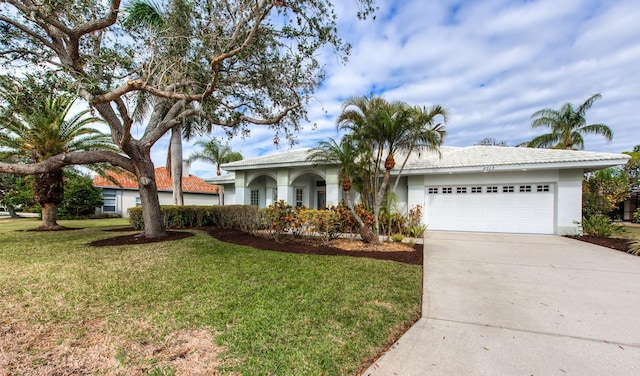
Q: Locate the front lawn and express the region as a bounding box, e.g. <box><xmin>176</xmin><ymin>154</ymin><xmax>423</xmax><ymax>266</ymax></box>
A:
<box><xmin>0</xmin><ymin>217</ymin><xmax>422</xmax><ymax>375</ymax></box>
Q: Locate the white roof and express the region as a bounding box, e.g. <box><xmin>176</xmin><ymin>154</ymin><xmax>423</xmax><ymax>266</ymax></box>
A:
<box><xmin>205</xmin><ymin>172</ymin><xmax>236</xmax><ymax>184</ymax></box>
<box><xmin>222</xmin><ymin>146</ymin><xmax>630</xmax><ymax>173</ymax></box>
<box><xmin>222</xmin><ymin>148</ymin><xmax>315</xmax><ymax>170</ymax></box>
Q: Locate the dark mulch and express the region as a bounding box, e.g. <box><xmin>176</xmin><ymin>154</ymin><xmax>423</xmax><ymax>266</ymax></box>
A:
<box><xmin>202</xmin><ymin>226</ymin><xmax>423</xmax><ymax>265</ymax></box>
<box><xmin>566</xmin><ymin>235</ymin><xmax>631</xmax><ymax>252</ymax></box>
<box><xmin>24</xmin><ymin>226</ymin><xmax>83</xmax><ymax>232</ymax></box>
<box><xmin>88</xmin><ymin>226</ymin><xmax>423</xmax><ymax>265</ymax></box>
<box><xmin>88</xmin><ymin>231</ymin><xmax>194</xmax><ymax>247</ymax></box>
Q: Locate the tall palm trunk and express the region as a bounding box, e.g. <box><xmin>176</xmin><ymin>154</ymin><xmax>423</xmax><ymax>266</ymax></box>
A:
<box><xmin>169</xmin><ymin>125</ymin><xmax>184</xmax><ymax>205</ymax></box>
<box><xmin>373</xmin><ymin>154</ymin><xmax>395</xmax><ymax>238</ymax></box>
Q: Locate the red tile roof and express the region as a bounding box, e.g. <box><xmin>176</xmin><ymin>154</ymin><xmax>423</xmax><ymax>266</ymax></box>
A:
<box><xmin>93</xmin><ymin>167</ymin><xmax>218</xmax><ymax>194</ymax></box>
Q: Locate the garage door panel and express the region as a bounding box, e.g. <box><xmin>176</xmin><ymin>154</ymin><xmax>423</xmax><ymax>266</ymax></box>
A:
<box><xmin>425</xmin><ymin>184</ymin><xmax>555</xmax><ymax>234</ymax></box>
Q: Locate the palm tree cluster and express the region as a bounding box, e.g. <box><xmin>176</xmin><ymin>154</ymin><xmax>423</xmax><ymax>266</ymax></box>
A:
<box><xmin>309</xmin><ymin>95</ymin><xmax>448</xmax><ymax>243</ymax></box>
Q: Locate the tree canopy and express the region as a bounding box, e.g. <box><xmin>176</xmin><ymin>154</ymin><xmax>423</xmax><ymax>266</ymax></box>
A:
<box><xmin>0</xmin><ymin>0</ymin><xmax>376</xmax><ymax>237</ymax></box>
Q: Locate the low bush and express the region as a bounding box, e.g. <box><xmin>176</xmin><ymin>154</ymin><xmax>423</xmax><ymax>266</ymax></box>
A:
<box><xmin>128</xmin><ymin>205</ymin><xmax>260</xmax><ymax>231</ymax></box>
<box><xmin>633</xmin><ymin>209</ymin><xmax>640</xmax><ymax>224</ymax></box>
<box><xmin>628</xmin><ymin>238</ymin><xmax>640</xmax><ymax>256</ymax></box>
<box><xmin>260</xmin><ymin>200</ymin><xmax>297</xmax><ymax>241</ymax></box>
<box><xmin>580</xmin><ymin>214</ymin><xmax>626</xmax><ymax>238</ymax></box>
<box><xmin>391</xmin><ymin>234</ymin><xmax>404</xmax><ymax>243</ymax></box>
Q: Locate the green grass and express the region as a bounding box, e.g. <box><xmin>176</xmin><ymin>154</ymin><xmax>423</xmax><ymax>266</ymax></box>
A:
<box><xmin>0</xmin><ymin>217</ymin><xmax>422</xmax><ymax>375</ymax></box>
<box><xmin>619</xmin><ymin>223</ymin><xmax>640</xmax><ymax>239</ymax></box>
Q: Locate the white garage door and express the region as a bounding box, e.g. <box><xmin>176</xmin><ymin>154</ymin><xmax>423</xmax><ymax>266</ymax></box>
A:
<box><xmin>425</xmin><ymin>183</ymin><xmax>555</xmax><ymax>234</ymax></box>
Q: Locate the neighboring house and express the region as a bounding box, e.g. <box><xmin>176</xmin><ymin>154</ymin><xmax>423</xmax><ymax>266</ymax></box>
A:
<box><xmin>93</xmin><ymin>166</ymin><xmax>218</xmax><ymax>218</ymax></box>
<box><xmin>209</xmin><ymin>146</ymin><xmax>630</xmax><ymax>235</ymax></box>
<box><xmin>621</xmin><ymin>186</ymin><xmax>639</xmax><ymax>221</ymax></box>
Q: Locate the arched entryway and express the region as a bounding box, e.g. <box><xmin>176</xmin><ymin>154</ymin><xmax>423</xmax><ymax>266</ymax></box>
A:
<box><xmin>290</xmin><ymin>172</ymin><xmax>327</xmax><ymax>209</ymax></box>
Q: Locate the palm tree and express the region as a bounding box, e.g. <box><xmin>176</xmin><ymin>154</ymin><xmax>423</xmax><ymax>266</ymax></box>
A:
<box><xmin>187</xmin><ymin>139</ymin><xmax>242</xmax><ymax>205</ymax></box>
<box><xmin>0</xmin><ymin>94</ymin><xmax>114</xmax><ymax>229</ymax></box>
<box><xmin>307</xmin><ymin>137</ymin><xmax>375</xmax><ymax>239</ymax></box>
<box><xmin>187</xmin><ymin>139</ymin><xmax>243</xmax><ymax>176</ymax></box>
<box><xmin>391</xmin><ymin>104</ymin><xmax>448</xmax><ymax>193</ymax></box>
<box><xmin>526</xmin><ymin>93</ymin><xmax>613</xmax><ymax>150</ymax></box>
<box><xmin>337</xmin><ymin>96</ymin><xmax>417</xmax><ymax>238</ymax></box>
<box><xmin>336</xmin><ymin>96</ymin><xmax>448</xmax><ymax>240</ymax></box>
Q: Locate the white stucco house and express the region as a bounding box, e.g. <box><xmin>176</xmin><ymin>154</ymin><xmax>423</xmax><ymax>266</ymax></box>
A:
<box><xmin>94</xmin><ymin>166</ymin><xmax>219</xmax><ymax>218</ymax></box>
<box><xmin>206</xmin><ymin>146</ymin><xmax>630</xmax><ymax>235</ymax></box>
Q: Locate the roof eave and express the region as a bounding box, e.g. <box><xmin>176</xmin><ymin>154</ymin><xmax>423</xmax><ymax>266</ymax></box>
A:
<box><xmin>223</xmin><ymin>161</ymin><xmax>329</xmax><ymax>171</ymax></box>
<box><xmin>401</xmin><ymin>158</ymin><xmax>630</xmax><ymax>175</ymax></box>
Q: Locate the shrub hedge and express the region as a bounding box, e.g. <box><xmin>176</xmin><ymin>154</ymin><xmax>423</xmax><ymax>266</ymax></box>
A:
<box><xmin>128</xmin><ymin>205</ymin><xmax>260</xmax><ymax>231</ymax></box>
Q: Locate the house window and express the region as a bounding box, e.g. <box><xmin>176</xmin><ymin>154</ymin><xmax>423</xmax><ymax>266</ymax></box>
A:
<box><xmin>537</xmin><ymin>184</ymin><xmax>550</xmax><ymax>192</ymax></box>
<box><xmin>519</xmin><ymin>185</ymin><xmax>532</xmax><ymax>192</ymax></box>
<box><xmin>295</xmin><ymin>188</ymin><xmax>304</xmax><ymax>207</ymax></box>
<box><xmin>502</xmin><ymin>186</ymin><xmax>514</xmax><ymax>193</ymax></box>
<box><xmin>272</xmin><ymin>188</ymin><xmax>278</xmax><ymax>202</ymax></box>
<box><xmin>250</xmin><ymin>189</ymin><xmax>259</xmax><ymax>206</ymax></box>
<box><xmin>102</xmin><ymin>190</ymin><xmax>117</xmax><ymax>212</ymax></box>
<box><xmin>471</xmin><ymin>186</ymin><xmax>482</xmax><ymax>193</ymax></box>
<box><xmin>428</xmin><ymin>187</ymin><xmax>438</xmax><ymax>194</ymax></box>
<box><xmin>135</xmin><ymin>197</ymin><xmax>141</xmax><ymax>206</ymax></box>
<box><xmin>456</xmin><ymin>187</ymin><xmax>467</xmax><ymax>194</ymax></box>
<box><xmin>486</xmin><ymin>186</ymin><xmax>498</xmax><ymax>193</ymax></box>
<box><xmin>442</xmin><ymin>187</ymin><xmax>453</xmax><ymax>194</ymax></box>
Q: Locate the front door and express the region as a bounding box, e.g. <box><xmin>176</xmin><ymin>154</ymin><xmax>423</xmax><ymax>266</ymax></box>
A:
<box><xmin>317</xmin><ymin>189</ymin><xmax>326</xmax><ymax>209</ymax></box>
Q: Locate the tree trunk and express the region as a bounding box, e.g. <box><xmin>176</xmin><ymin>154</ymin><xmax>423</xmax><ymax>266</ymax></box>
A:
<box><xmin>7</xmin><ymin>205</ymin><xmax>18</xmax><ymax>218</ymax></box>
<box><xmin>373</xmin><ymin>168</ymin><xmax>392</xmax><ymax>238</ymax></box>
<box><xmin>39</xmin><ymin>202</ymin><xmax>62</xmax><ymax>230</ymax></box>
<box><xmin>169</xmin><ymin>126</ymin><xmax>184</xmax><ymax>205</ymax></box>
<box><xmin>344</xmin><ymin>187</ymin><xmax>378</xmax><ymax>244</ymax></box>
<box><xmin>219</xmin><ymin>185</ymin><xmax>224</xmax><ymax>206</ymax></box>
<box><xmin>136</xmin><ymin>159</ymin><xmax>167</xmax><ymax>238</ymax></box>
<box><xmin>34</xmin><ymin>170</ymin><xmax>64</xmax><ymax>230</ymax></box>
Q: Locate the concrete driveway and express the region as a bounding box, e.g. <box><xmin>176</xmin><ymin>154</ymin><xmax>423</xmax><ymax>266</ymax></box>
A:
<box><xmin>365</xmin><ymin>232</ymin><xmax>640</xmax><ymax>376</ymax></box>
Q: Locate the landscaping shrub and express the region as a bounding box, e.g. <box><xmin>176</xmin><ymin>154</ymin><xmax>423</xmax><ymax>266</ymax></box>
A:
<box><xmin>297</xmin><ymin>208</ymin><xmax>342</xmax><ymax>245</ymax></box>
<box><xmin>633</xmin><ymin>209</ymin><xmax>640</xmax><ymax>223</ymax></box>
<box><xmin>128</xmin><ymin>205</ymin><xmax>260</xmax><ymax>231</ymax></box>
<box><xmin>379</xmin><ymin>204</ymin><xmax>427</xmax><ymax>238</ymax></box>
<box><xmin>628</xmin><ymin>238</ymin><xmax>640</xmax><ymax>256</ymax></box>
<box><xmin>58</xmin><ymin>172</ymin><xmax>104</xmax><ymax>218</ymax></box>
<box><xmin>259</xmin><ymin>201</ymin><xmax>429</xmax><ymax>242</ymax></box>
<box><xmin>391</xmin><ymin>233</ymin><xmax>404</xmax><ymax>243</ymax></box>
<box><xmin>580</xmin><ymin>214</ymin><xmax>626</xmax><ymax>238</ymax></box>
<box><xmin>260</xmin><ymin>200</ymin><xmax>297</xmax><ymax>241</ymax></box>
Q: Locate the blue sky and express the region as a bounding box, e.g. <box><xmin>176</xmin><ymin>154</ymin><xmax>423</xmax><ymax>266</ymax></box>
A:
<box><xmin>153</xmin><ymin>0</ymin><xmax>640</xmax><ymax>178</ymax></box>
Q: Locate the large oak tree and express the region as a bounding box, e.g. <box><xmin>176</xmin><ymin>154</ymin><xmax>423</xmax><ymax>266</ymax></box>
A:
<box><xmin>0</xmin><ymin>0</ymin><xmax>375</xmax><ymax>238</ymax></box>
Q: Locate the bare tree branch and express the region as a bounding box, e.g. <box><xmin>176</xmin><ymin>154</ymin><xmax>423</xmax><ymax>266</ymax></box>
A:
<box><xmin>0</xmin><ymin>151</ymin><xmax>133</xmax><ymax>174</ymax></box>
<box><xmin>0</xmin><ymin>15</ymin><xmax>57</xmax><ymax>52</ymax></box>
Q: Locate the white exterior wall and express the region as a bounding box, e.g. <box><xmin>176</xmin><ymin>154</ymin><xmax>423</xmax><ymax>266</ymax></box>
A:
<box><xmin>393</xmin><ymin>176</ymin><xmax>409</xmax><ymax>214</ymax></box>
<box><xmin>222</xmin><ymin>184</ymin><xmax>235</xmax><ymax>205</ymax></box>
<box><xmin>407</xmin><ymin>175</ymin><xmax>425</xmax><ymax>215</ymax></box>
<box><xmin>556</xmin><ymin>169</ymin><xmax>584</xmax><ymax>235</ymax></box>
<box><xmin>101</xmin><ymin>189</ymin><xmax>218</xmax><ymax>218</ymax></box>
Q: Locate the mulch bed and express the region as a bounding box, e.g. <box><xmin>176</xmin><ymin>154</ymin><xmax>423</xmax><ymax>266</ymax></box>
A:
<box><xmin>202</xmin><ymin>226</ymin><xmax>423</xmax><ymax>265</ymax></box>
<box><xmin>566</xmin><ymin>235</ymin><xmax>631</xmax><ymax>252</ymax></box>
<box><xmin>87</xmin><ymin>226</ymin><xmax>423</xmax><ymax>265</ymax></box>
<box><xmin>88</xmin><ymin>231</ymin><xmax>194</xmax><ymax>247</ymax></box>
